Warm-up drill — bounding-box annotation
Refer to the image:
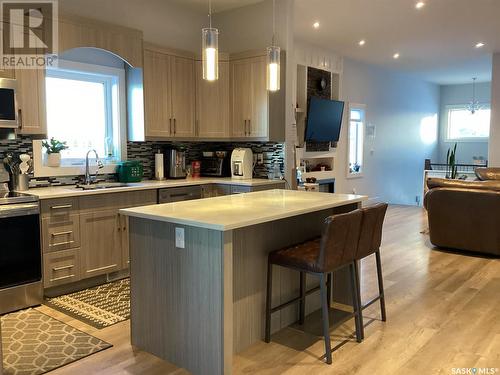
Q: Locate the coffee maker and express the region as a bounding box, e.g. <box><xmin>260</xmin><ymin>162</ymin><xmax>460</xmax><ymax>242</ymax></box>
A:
<box><xmin>231</xmin><ymin>148</ymin><xmax>253</xmax><ymax>179</ymax></box>
<box><xmin>164</xmin><ymin>148</ymin><xmax>187</xmax><ymax>179</ymax></box>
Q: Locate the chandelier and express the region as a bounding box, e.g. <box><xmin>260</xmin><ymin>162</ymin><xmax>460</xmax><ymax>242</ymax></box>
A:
<box><xmin>466</xmin><ymin>77</ymin><xmax>481</xmax><ymax>115</ymax></box>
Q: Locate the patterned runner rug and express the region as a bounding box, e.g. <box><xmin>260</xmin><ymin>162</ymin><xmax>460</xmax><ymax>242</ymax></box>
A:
<box><xmin>1</xmin><ymin>308</ymin><xmax>111</xmax><ymax>375</ymax></box>
<box><xmin>45</xmin><ymin>278</ymin><xmax>130</xmax><ymax>329</ymax></box>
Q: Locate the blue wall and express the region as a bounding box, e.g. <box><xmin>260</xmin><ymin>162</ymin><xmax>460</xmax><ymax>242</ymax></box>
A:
<box><xmin>438</xmin><ymin>82</ymin><xmax>491</xmax><ymax>164</ymax></box>
<box><xmin>337</xmin><ymin>58</ymin><xmax>440</xmax><ymax>206</ymax></box>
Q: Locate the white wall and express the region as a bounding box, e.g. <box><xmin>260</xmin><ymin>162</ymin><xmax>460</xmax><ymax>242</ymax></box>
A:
<box><xmin>337</xmin><ymin>58</ymin><xmax>440</xmax><ymax>206</ymax></box>
<box><xmin>438</xmin><ymin>82</ymin><xmax>491</xmax><ymax>164</ymax></box>
<box><xmin>214</xmin><ymin>1</ymin><xmax>273</xmax><ymax>53</ymax></box>
<box><xmin>489</xmin><ymin>53</ymin><xmax>500</xmax><ymax>166</ymax></box>
<box><xmin>59</xmin><ymin>0</ymin><xmax>206</xmax><ymax>52</ymax></box>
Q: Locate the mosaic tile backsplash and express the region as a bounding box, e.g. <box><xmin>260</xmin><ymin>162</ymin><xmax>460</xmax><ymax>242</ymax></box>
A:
<box><xmin>0</xmin><ymin>136</ymin><xmax>285</xmax><ymax>187</ymax></box>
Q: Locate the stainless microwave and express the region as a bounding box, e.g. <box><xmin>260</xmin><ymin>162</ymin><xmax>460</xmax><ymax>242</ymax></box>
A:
<box><xmin>0</xmin><ymin>78</ymin><xmax>18</xmax><ymax>129</ymax></box>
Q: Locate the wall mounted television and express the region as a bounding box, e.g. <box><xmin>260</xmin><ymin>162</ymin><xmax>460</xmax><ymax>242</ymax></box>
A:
<box><xmin>304</xmin><ymin>96</ymin><xmax>345</xmax><ymax>143</ymax></box>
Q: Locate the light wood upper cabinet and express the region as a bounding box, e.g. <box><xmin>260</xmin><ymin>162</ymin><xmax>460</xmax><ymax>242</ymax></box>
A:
<box><xmin>16</xmin><ymin>67</ymin><xmax>47</xmax><ymax>136</ymax></box>
<box><xmin>231</xmin><ymin>59</ymin><xmax>253</xmax><ymax>137</ymax></box>
<box><xmin>0</xmin><ymin>68</ymin><xmax>15</xmax><ymax>79</ymax></box>
<box><xmin>80</xmin><ymin>209</ymin><xmax>122</xmax><ymax>279</ymax></box>
<box><xmin>143</xmin><ymin>46</ymin><xmax>196</xmax><ymax>139</ymax></box>
<box><xmin>231</xmin><ymin>55</ymin><xmax>268</xmax><ymax>138</ymax></box>
<box><xmin>144</xmin><ymin>50</ymin><xmax>172</xmax><ymax>138</ymax></box>
<box><xmin>170</xmin><ymin>56</ymin><xmax>195</xmax><ymax>137</ymax></box>
<box><xmin>250</xmin><ymin>56</ymin><xmax>268</xmax><ymax>138</ymax></box>
<box><xmin>196</xmin><ymin>60</ymin><xmax>230</xmax><ymax>138</ymax></box>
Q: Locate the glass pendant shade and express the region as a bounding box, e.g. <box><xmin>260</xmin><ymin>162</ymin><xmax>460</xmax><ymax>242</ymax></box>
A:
<box><xmin>202</xmin><ymin>27</ymin><xmax>219</xmax><ymax>81</ymax></box>
<box><xmin>267</xmin><ymin>45</ymin><xmax>280</xmax><ymax>92</ymax></box>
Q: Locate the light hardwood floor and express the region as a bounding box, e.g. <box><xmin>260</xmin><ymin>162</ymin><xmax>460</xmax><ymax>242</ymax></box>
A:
<box><xmin>37</xmin><ymin>205</ymin><xmax>500</xmax><ymax>375</ymax></box>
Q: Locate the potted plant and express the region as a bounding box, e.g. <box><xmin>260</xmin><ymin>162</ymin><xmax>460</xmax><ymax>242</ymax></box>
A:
<box><xmin>445</xmin><ymin>143</ymin><xmax>458</xmax><ymax>179</ymax></box>
<box><xmin>42</xmin><ymin>138</ymin><xmax>69</xmax><ymax>167</ymax></box>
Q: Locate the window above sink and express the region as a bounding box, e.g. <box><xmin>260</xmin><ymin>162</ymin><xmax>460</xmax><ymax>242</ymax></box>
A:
<box><xmin>33</xmin><ymin>53</ymin><xmax>128</xmax><ymax>178</ymax></box>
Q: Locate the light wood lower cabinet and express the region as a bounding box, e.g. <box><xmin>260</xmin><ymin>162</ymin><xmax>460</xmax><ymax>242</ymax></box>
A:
<box><xmin>41</xmin><ymin>191</ymin><xmax>156</xmax><ymax>289</ymax></box>
<box><xmin>80</xmin><ymin>209</ymin><xmax>123</xmax><ymax>279</ymax></box>
<box><xmin>43</xmin><ymin>249</ymin><xmax>81</xmax><ymax>288</ymax></box>
<box><xmin>120</xmin><ymin>214</ymin><xmax>130</xmax><ymax>269</ymax></box>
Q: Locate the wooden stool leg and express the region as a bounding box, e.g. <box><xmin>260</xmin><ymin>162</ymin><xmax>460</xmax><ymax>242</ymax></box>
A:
<box><xmin>353</xmin><ymin>261</ymin><xmax>365</xmax><ymax>340</ymax></box>
<box><xmin>319</xmin><ymin>273</ymin><xmax>332</xmax><ymax>364</ymax></box>
<box><xmin>265</xmin><ymin>261</ymin><xmax>273</xmax><ymax>343</ymax></box>
<box><xmin>375</xmin><ymin>250</ymin><xmax>387</xmax><ymax>322</ymax></box>
<box><xmin>350</xmin><ymin>263</ymin><xmax>363</xmax><ymax>343</ymax></box>
<box><xmin>299</xmin><ymin>272</ymin><xmax>306</xmax><ymax>325</ymax></box>
<box><xmin>326</xmin><ymin>273</ymin><xmax>332</xmax><ymax>308</ymax></box>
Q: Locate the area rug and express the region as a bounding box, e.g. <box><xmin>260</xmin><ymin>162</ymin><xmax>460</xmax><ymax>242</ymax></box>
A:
<box><xmin>1</xmin><ymin>308</ymin><xmax>111</xmax><ymax>375</ymax></box>
<box><xmin>45</xmin><ymin>278</ymin><xmax>130</xmax><ymax>329</ymax></box>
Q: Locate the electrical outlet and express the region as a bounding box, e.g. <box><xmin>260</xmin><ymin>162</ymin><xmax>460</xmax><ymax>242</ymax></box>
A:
<box><xmin>175</xmin><ymin>227</ymin><xmax>185</xmax><ymax>249</ymax></box>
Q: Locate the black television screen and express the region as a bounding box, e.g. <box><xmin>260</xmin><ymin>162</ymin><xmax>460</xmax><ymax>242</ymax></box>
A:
<box><xmin>305</xmin><ymin>97</ymin><xmax>345</xmax><ymax>142</ymax></box>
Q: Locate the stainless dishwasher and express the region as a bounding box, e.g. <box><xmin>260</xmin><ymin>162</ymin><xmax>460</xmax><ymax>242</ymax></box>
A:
<box><xmin>158</xmin><ymin>186</ymin><xmax>203</xmax><ymax>203</ymax></box>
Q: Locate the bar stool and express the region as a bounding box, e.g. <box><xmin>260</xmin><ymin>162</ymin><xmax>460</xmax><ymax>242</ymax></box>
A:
<box><xmin>264</xmin><ymin>209</ymin><xmax>364</xmax><ymax>365</ymax></box>
<box><xmin>353</xmin><ymin>203</ymin><xmax>389</xmax><ymax>340</ymax></box>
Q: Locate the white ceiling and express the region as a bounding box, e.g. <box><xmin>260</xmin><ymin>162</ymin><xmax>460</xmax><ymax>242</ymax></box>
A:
<box><xmin>167</xmin><ymin>0</ymin><xmax>264</xmax><ymax>13</ymax></box>
<box><xmin>294</xmin><ymin>0</ymin><xmax>500</xmax><ymax>85</ymax></box>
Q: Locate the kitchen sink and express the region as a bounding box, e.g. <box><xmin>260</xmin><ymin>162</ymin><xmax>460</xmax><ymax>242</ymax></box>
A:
<box><xmin>74</xmin><ymin>182</ymin><xmax>135</xmax><ymax>190</ymax></box>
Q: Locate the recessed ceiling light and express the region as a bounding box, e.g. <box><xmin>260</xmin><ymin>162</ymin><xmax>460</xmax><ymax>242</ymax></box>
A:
<box><xmin>313</xmin><ymin>21</ymin><xmax>320</xmax><ymax>29</ymax></box>
<box><xmin>358</xmin><ymin>39</ymin><xmax>366</xmax><ymax>46</ymax></box>
<box><xmin>475</xmin><ymin>42</ymin><xmax>485</xmax><ymax>48</ymax></box>
<box><xmin>393</xmin><ymin>53</ymin><xmax>400</xmax><ymax>59</ymax></box>
<box><xmin>415</xmin><ymin>1</ymin><xmax>425</xmax><ymax>9</ymax></box>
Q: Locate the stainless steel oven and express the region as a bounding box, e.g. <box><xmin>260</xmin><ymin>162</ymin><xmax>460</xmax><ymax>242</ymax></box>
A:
<box><xmin>0</xmin><ymin>170</ymin><xmax>42</xmax><ymax>314</ymax></box>
<box><xmin>0</xmin><ymin>78</ymin><xmax>18</xmax><ymax>129</ymax></box>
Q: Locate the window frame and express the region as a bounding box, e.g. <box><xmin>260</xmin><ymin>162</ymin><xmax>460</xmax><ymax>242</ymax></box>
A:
<box><xmin>34</xmin><ymin>59</ymin><xmax>127</xmax><ymax>178</ymax></box>
<box><xmin>346</xmin><ymin>103</ymin><xmax>366</xmax><ymax>179</ymax></box>
<box><xmin>444</xmin><ymin>103</ymin><xmax>491</xmax><ymax>143</ymax></box>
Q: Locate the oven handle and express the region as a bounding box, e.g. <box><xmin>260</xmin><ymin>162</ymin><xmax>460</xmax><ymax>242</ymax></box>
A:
<box><xmin>0</xmin><ymin>203</ymin><xmax>39</xmax><ymax>218</ymax></box>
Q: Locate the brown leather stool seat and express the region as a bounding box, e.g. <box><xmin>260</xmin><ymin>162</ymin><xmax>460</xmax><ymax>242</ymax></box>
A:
<box><xmin>265</xmin><ymin>210</ymin><xmax>364</xmax><ymax>365</ymax></box>
<box><xmin>268</xmin><ymin>238</ymin><xmax>322</xmax><ymax>272</ymax></box>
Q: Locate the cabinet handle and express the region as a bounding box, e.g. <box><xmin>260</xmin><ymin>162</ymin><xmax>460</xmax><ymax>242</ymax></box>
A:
<box><xmin>174</xmin><ymin>118</ymin><xmax>177</xmax><ymax>135</ymax></box>
<box><xmin>169</xmin><ymin>118</ymin><xmax>172</xmax><ymax>134</ymax></box>
<box><xmin>50</xmin><ymin>274</ymin><xmax>75</xmax><ymax>282</ymax></box>
<box><xmin>244</xmin><ymin>120</ymin><xmax>248</xmax><ymax>136</ymax></box>
<box><xmin>51</xmin><ymin>240</ymin><xmax>75</xmax><ymax>246</ymax></box>
<box><xmin>18</xmin><ymin>108</ymin><xmax>23</xmax><ymax>129</ymax></box>
<box><xmin>51</xmin><ymin>204</ymin><xmax>72</xmax><ymax>210</ymax></box>
<box><xmin>248</xmin><ymin>119</ymin><xmax>251</xmax><ymax>136</ymax></box>
<box><xmin>53</xmin><ymin>264</ymin><xmax>74</xmax><ymax>271</ymax></box>
<box><xmin>51</xmin><ymin>230</ymin><xmax>73</xmax><ymax>237</ymax></box>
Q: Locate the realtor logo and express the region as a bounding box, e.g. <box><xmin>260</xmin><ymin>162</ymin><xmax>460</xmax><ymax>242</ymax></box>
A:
<box><xmin>1</xmin><ymin>0</ymin><xmax>58</xmax><ymax>68</ymax></box>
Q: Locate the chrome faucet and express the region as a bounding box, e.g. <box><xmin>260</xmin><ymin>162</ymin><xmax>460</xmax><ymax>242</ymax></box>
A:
<box><xmin>83</xmin><ymin>149</ymin><xmax>104</xmax><ymax>185</ymax></box>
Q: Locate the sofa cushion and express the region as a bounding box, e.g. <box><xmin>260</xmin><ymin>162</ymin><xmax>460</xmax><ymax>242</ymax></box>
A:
<box><xmin>427</xmin><ymin>177</ymin><xmax>500</xmax><ymax>192</ymax></box>
<box><xmin>475</xmin><ymin>167</ymin><xmax>500</xmax><ymax>181</ymax></box>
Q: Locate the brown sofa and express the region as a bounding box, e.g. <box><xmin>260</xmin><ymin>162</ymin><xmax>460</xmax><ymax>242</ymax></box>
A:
<box><xmin>424</xmin><ymin>168</ymin><xmax>500</xmax><ymax>256</ymax></box>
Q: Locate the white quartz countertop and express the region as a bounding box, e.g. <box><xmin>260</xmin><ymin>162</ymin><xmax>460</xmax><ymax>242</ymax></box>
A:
<box><xmin>26</xmin><ymin>178</ymin><xmax>284</xmax><ymax>200</ymax></box>
<box><xmin>120</xmin><ymin>189</ymin><xmax>367</xmax><ymax>231</ymax></box>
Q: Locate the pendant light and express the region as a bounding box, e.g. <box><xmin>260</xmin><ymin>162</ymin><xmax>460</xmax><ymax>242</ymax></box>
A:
<box><xmin>267</xmin><ymin>0</ymin><xmax>280</xmax><ymax>92</ymax></box>
<box><xmin>466</xmin><ymin>77</ymin><xmax>481</xmax><ymax>115</ymax></box>
<box><xmin>202</xmin><ymin>0</ymin><xmax>219</xmax><ymax>81</ymax></box>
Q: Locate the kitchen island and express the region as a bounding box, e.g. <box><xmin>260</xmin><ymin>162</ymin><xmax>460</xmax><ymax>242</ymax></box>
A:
<box><xmin>120</xmin><ymin>190</ymin><xmax>367</xmax><ymax>375</ymax></box>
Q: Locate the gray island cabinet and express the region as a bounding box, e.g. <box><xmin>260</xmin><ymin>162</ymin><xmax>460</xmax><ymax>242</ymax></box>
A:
<box><xmin>120</xmin><ymin>189</ymin><xmax>367</xmax><ymax>375</ymax></box>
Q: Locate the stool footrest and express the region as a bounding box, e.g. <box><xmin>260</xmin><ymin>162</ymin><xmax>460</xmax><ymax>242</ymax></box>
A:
<box><xmin>362</xmin><ymin>295</ymin><xmax>382</xmax><ymax>310</ymax></box>
<box><xmin>271</xmin><ymin>285</ymin><xmax>321</xmax><ymax>314</ymax></box>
